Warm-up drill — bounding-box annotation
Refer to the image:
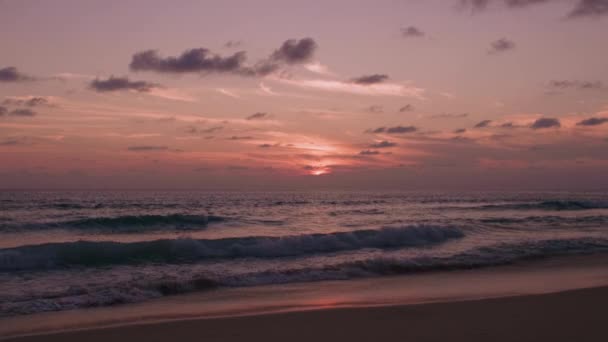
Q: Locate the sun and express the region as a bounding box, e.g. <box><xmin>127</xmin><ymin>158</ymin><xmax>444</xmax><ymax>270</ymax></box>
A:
<box><xmin>308</xmin><ymin>166</ymin><xmax>331</xmax><ymax>176</ymax></box>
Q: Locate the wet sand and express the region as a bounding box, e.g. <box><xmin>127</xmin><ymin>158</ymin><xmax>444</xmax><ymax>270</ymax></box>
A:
<box><xmin>4</xmin><ymin>286</ymin><xmax>607</xmax><ymax>342</ymax></box>
<box><xmin>3</xmin><ymin>254</ymin><xmax>608</xmax><ymax>342</ymax></box>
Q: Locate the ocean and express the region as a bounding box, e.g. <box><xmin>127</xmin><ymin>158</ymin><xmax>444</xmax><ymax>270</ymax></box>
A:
<box><xmin>1</xmin><ymin>190</ymin><xmax>608</xmax><ymax>317</ymax></box>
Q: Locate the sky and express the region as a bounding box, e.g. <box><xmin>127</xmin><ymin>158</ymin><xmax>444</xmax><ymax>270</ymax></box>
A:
<box><xmin>1</xmin><ymin>0</ymin><xmax>607</xmax><ymax>190</ymax></box>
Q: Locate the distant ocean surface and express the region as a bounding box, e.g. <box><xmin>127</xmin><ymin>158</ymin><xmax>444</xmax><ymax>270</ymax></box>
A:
<box><xmin>2</xmin><ymin>190</ymin><xmax>608</xmax><ymax>316</ymax></box>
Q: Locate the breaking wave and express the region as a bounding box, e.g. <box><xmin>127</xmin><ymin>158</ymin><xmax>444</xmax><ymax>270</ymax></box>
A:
<box><xmin>472</xmin><ymin>200</ymin><xmax>608</xmax><ymax>211</ymax></box>
<box><xmin>0</xmin><ymin>214</ymin><xmax>225</xmax><ymax>233</ymax></box>
<box><xmin>223</xmin><ymin>237</ymin><xmax>608</xmax><ymax>286</ymax></box>
<box><xmin>0</xmin><ymin>225</ymin><xmax>463</xmax><ymax>271</ymax></box>
<box><xmin>3</xmin><ymin>237</ymin><xmax>608</xmax><ymax>316</ymax></box>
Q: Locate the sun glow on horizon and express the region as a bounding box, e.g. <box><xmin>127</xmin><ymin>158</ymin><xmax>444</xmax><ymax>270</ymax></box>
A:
<box><xmin>307</xmin><ymin>165</ymin><xmax>331</xmax><ymax>176</ymax></box>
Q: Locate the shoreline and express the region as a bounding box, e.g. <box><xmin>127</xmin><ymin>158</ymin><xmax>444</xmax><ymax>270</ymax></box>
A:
<box><xmin>2</xmin><ymin>252</ymin><xmax>608</xmax><ymax>340</ymax></box>
<box><xmin>4</xmin><ymin>286</ymin><xmax>608</xmax><ymax>342</ymax></box>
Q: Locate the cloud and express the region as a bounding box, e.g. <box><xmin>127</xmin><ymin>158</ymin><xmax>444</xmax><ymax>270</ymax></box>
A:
<box><xmin>224</xmin><ymin>40</ymin><xmax>243</xmax><ymax>48</ymax></box>
<box><xmin>269</xmin><ymin>38</ymin><xmax>317</xmax><ymax>64</ymax></box>
<box><xmin>461</xmin><ymin>0</ymin><xmax>550</xmax><ymax>11</ymax></box>
<box><xmin>0</xmin><ymin>106</ymin><xmax>6</xmax><ymax>116</ymax></box>
<box><xmin>258</xmin><ymin>82</ymin><xmax>280</xmax><ymax>96</ymax></box>
<box><xmin>90</xmin><ymin>76</ymin><xmax>160</xmax><ymax>92</ymax></box>
<box><xmin>432</xmin><ymin>113</ymin><xmax>469</xmax><ymax>119</ymax></box>
<box><xmin>401</xmin><ymin>26</ymin><xmax>425</xmax><ymax>38</ymax></box>
<box><xmin>275</xmin><ymin>78</ymin><xmax>425</xmax><ymax>98</ymax></box>
<box><xmin>130</xmin><ymin>38</ymin><xmax>317</xmax><ymax>77</ymax></box>
<box><xmin>359</xmin><ymin>150</ymin><xmax>381</xmax><ymax>155</ymax></box>
<box><xmin>460</xmin><ymin>0</ymin><xmax>608</xmax><ymax>18</ymax></box>
<box><xmin>0</xmin><ymin>138</ymin><xmax>22</xmax><ymax>146</ymax></box>
<box><xmin>228</xmin><ymin>136</ymin><xmax>254</xmax><ymax>140</ymax></box>
<box><xmin>130</xmin><ymin>48</ymin><xmax>247</xmax><ymax>74</ymax></box>
<box><xmin>259</xmin><ymin>143</ymin><xmax>274</xmax><ymax>148</ymax></box>
<box><xmin>440</xmin><ymin>92</ymin><xmax>457</xmax><ymax>99</ymax></box>
<box><xmin>246</xmin><ymin>112</ymin><xmax>269</xmax><ymax>120</ymax></box>
<box><xmin>531</xmin><ymin>117</ymin><xmax>561</xmax><ymax>129</ymax></box>
<box><xmin>127</xmin><ymin>145</ymin><xmax>169</xmax><ymax>151</ymax></box>
<box><xmin>387</xmin><ymin>126</ymin><xmax>416</xmax><ymax>134</ymax></box>
<box><xmin>489</xmin><ymin>38</ymin><xmax>516</xmax><ymax>54</ymax></box>
<box><xmin>370</xmin><ymin>125</ymin><xmax>418</xmax><ymax>134</ymax></box>
<box><xmin>0</xmin><ymin>66</ymin><xmax>33</xmax><ymax>82</ymax></box>
<box><xmin>10</xmin><ymin>109</ymin><xmax>36</xmax><ymax>117</ymax></box>
<box><xmin>369</xmin><ymin>140</ymin><xmax>397</xmax><ymax>148</ymax></box>
<box><xmin>576</xmin><ymin>117</ymin><xmax>608</xmax><ymax>126</ymax></box>
<box><xmin>350</xmin><ymin>74</ymin><xmax>389</xmax><ymax>85</ymax></box>
<box><xmin>474</xmin><ymin>119</ymin><xmax>493</xmax><ymax>128</ymax></box>
<box><xmin>200</xmin><ymin>126</ymin><xmax>224</xmax><ymax>134</ymax></box>
<box><xmin>399</xmin><ymin>104</ymin><xmax>414</xmax><ymax>112</ymax></box>
<box><xmin>304</xmin><ymin>62</ymin><xmax>333</xmax><ymax>75</ymax></box>
<box><xmin>3</xmin><ymin>96</ymin><xmax>52</xmax><ymax>107</ymax></box>
<box><xmin>216</xmin><ymin>88</ymin><xmax>241</xmax><ymax>99</ymax></box>
<box><xmin>549</xmin><ymin>80</ymin><xmax>603</xmax><ymax>90</ymax></box>
<box><xmin>367</xmin><ymin>105</ymin><xmax>384</xmax><ymax>113</ymax></box>
<box><xmin>453</xmin><ymin>128</ymin><xmax>467</xmax><ymax>133</ymax></box>
<box><xmin>568</xmin><ymin>0</ymin><xmax>608</xmax><ymax>18</ymax></box>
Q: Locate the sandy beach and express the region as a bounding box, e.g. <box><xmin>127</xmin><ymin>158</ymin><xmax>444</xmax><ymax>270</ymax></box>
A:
<box><xmin>3</xmin><ymin>286</ymin><xmax>607</xmax><ymax>342</ymax></box>
<box><xmin>3</xmin><ymin>253</ymin><xmax>608</xmax><ymax>342</ymax></box>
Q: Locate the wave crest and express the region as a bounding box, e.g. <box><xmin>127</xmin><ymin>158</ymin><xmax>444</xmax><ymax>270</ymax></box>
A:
<box><xmin>1</xmin><ymin>214</ymin><xmax>225</xmax><ymax>233</ymax></box>
<box><xmin>0</xmin><ymin>225</ymin><xmax>463</xmax><ymax>271</ymax></box>
<box><xmin>475</xmin><ymin>200</ymin><xmax>608</xmax><ymax>211</ymax></box>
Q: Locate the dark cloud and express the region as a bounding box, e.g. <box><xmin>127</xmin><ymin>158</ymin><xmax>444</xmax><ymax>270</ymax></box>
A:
<box><xmin>431</xmin><ymin>113</ymin><xmax>469</xmax><ymax>119</ymax></box>
<box><xmin>10</xmin><ymin>109</ymin><xmax>36</xmax><ymax>117</ymax></box>
<box><xmin>228</xmin><ymin>136</ymin><xmax>254</xmax><ymax>140</ymax></box>
<box><xmin>130</xmin><ymin>48</ymin><xmax>248</xmax><ymax>74</ymax></box>
<box><xmin>531</xmin><ymin>117</ymin><xmax>561</xmax><ymax>129</ymax></box>
<box><xmin>454</xmin><ymin>128</ymin><xmax>467</xmax><ymax>133</ymax></box>
<box><xmin>388</xmin><ymin>126</ymin><xmax>417</xmax><ymax>134</ymax></box>
<box><xmin>3</xmin><ymin>97</ymin><xmax>51</xmax><ymax>107</ymax></box>
<box><xmin>401</xmin><ymin>26</ymin><xmax>425</xmax><ymax>38</ymax></box>
<box><xmin>549</xmin><ymin>80</ymin><xmax>603</xmax><ymax>90</ymax></box>
<box><xmin>269</xmin><ymin>38</ymin><xmax>317</xmax><ymax>64</ymax></box>
<box><xmin>258</xmin><ymin>143</ymin><xmax>274</xmax><ymax>148</ymax></box>
<box><xmin>0</xmin><ymin>67</ymin><xmax>33</xmax><ymax>82</ymax></box>
<box><xmin>184</xmin><ymin>126</ymin><xmax>198</xmax><ymax>134</ymax></box>
<box><xmin>370</xmin><ymin>125</ymin><xmax>418</xmax><ymax>134</ymax></box>
<box><xmin>460</xmin><ymin>0</ymin><xmax>491</xmax><ymax>10</ymax></box>
<box><xmin>576</xmin><ymin>117</ymin><xmax>608</xmax><ymax>126</ymax></box>
<box><xmin>246</xmin><ymin>112</ymin><xmax>268</xmax><ymax>120</ymax></box>
<box><xmin>501</xmin><ymin>122</ymin><xmax>517</xmax><ymax>128</ymax></box>
<box><xmin>127</xmin><ymin>145</ymin><xmax>169</xmax><ymax>151</ymax></box>
<box><xmin>0</xmin><ymin>138</ymin><xmax>22</xmax><ymax>146</ymax></box>
<box><xmin>224</xmin><ymin>40</ymin><xmax>243</xmax><ymax>48</ymax></box>
<box><xmin>474</xmin><ymin>120</ymin><xmax>493</xmax><ymax>128</ymax></box>
<box><xmin>489</xmin><ymin>38</ymin><xmax>516</xmax><ymax>54</ymax></box>
<box><xmin>90</xmin><ymin>76</ymin><xmax>160</xmax><ymax>92</ymax></box>
<box><xmin>369</xmin><ymin>140</ymin><xmax>397</xmax><ymax>148</ymax></box>
<box><xmin>130</xmin><ymin>38</ymin><xmax>317</xmax><ymax>77</ymax></box>
<box><xmin>460</xmin><ymin>0</ymin><xmax>608</xmax><ymax>18</ymax></box>
<box><xmin>399</xmin><ymin>104</ymin><xmax>414</xmax><ymax>112</ymax></box>
<box><xmin>568</xmin><ymin>0</ymin><xmax>608</xmax><ymax>18</ymax></box>
<box><xmin>200</xmin><ymin>126</ymin><xmax>224</xmax><ymax>133</ymax></box>
<box><xmin>359</xmin><ymin>150</ymin><xmax>381</xmax><ymax>155</ymax></box>
<box><xmin>350</xmin><ymin>74</ymin><xmax>389</xmax><ymax>85</ymax></box>
<box><xmin>0</xmin><ymin>106</ymin><xmax>6</xmax><ymax>116</ymax></box>
<box><xmin>461</xmin><ymin>0</ymin><xmax>551</xmax><ymax>11</ymax></box>
<box><xmin>367</xmin><ymin>105</ymin><xmax>384</xmax><ymax>113</ymax></box>
<box><xmin>505</xmin><ymin>0</ymin><xmax>550</xmax><ymax>7</ymax></box>
<box><xmin>28</xmin><ymin>97</ymin><xmax>49</xmax><ymax>106</ymax></box>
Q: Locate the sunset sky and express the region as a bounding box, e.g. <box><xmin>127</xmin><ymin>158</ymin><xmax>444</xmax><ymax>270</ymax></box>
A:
<box><xmin>1</xmin><ymin>0</ymin><xmax>607</xmax><ymax>190</ymax></box>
